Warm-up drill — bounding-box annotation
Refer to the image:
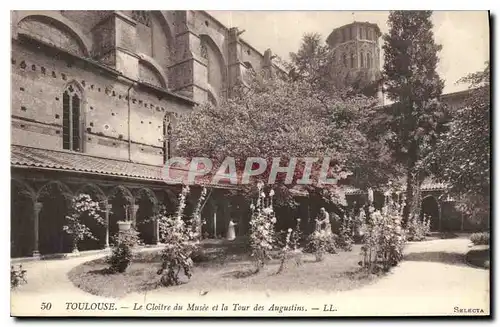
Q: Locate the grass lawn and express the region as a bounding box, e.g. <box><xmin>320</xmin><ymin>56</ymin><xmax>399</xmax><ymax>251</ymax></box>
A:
<box><xmin>68</xmin><ymin>239</ymin><xmax>381</xmax><ymax>298</ymax></box>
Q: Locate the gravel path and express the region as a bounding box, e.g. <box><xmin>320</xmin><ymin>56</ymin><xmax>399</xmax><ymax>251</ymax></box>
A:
<box><xmin>11</xmin><ymin>237</ymin><xmax>490</xmax><ymax>317</ymax></box>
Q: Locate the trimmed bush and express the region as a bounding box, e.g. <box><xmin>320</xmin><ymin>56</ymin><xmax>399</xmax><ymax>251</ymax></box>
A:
<box><xmin>470</xmin><ymin>232</ymin><xmax>489</xmax><ymax>245</ymax></box>
<box><xmin>107</xmin><ymin>228</ymin><xmax>140</xmax><ymax>273</ymax></box>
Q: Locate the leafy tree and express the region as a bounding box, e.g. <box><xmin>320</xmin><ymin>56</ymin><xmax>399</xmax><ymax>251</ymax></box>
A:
<box><xmin>382</xmin><ymin>11</ymin><xmax>445</xmax><ymax>223</ymax></box>
<box><xmin>427</xmin><ymin>62</ymin><xmax>490</xmax><ymax>226</ymax></box>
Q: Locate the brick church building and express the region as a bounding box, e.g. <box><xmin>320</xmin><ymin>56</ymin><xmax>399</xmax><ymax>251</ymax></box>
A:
<box><xmin>10</xmin><ymin>10</ymin><xmax>289</xmax><ymax>258</ymax></box>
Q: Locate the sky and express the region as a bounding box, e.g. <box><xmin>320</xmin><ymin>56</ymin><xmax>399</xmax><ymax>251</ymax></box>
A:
<box><xmin>208</xmin><ymin>11</ymin><xmax>490</xmax><ymax>94</ymax></box>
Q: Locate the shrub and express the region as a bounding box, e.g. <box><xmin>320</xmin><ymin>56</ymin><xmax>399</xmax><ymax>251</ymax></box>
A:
<box><xmin>470</xmin><ymin>232</ymin><xmax>489</xmax><ymax>245</ymax></box>
<box><xmin>306</xmin><ymin>229</ymin><xmax>337</xmax><ymax>261</ymax></box>
<box><xmin>276</xmin><ymin>219</ymin><xmax>303</xmax><ymax>274</ymax></box>
<box><xmin>359</xmin><ymin>201</ymin><xmax>406</xmax><ymax>273</ymax></box>
<box><xmin>405</xmin><ymin>214</ymin><xmax>431</xmax><ymax>241</ymax></box>
<box><xmin>336</xmin><ymin>214</ymin><xmax>355</xmax><ymax>251</ymax></box>
<box><xmin>157</xmin><ymin>186</ymin><xmax>200</xmax><ymax>286</ymax></box>
<box><xmin>11</xmin><ymin>264</ymin><xmax>27</xmax><ymax>289</ymax></box>
<box><xmin>107</xmin><ymin>228</ymin><xmax>140</xmax><ymax>273</ymax></box>
<box><xmin>249</xmin><ymin>183</ymin><xmax>277</xmax><ymax>272</ymax></box>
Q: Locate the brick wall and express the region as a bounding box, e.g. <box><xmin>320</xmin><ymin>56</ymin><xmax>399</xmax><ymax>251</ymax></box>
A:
<box><xmin>11</xmin><ymin>41</ymin><xmax>191</xmax><ymax>166</ymax></box>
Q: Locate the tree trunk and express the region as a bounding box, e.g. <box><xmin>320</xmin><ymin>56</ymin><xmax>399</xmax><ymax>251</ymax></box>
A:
<box><xmin>403</xmin><ymin>140</ymin><xmax>418</xmax><ymax>225</ymax></box>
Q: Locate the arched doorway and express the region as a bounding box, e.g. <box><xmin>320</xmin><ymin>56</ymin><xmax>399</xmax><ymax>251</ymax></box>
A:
<box><xmin>11</xmin><ymin>180</ymin><xmax>35</xmax><ymax>257</ymax></box>
<box><xmin>135</xmin><ymin>188</ymin><xmax>158</xmax><ymax>244</ymax></box>
<box><xmin>37</xmin><ymin>181</ymin><xmax>73</xmax><ymax>254</ymax></box>
<box><xmin>75</xmin><ymin>184</ymin><xmax>107</xmax><ymax>251</ymax></box>
<box><xmin>421</xmin><ymin>195</ymin><xmax>440</xmax><ymax>232</ymax></box>
<box><xmin>108</xmin><ymin>186</ymin><xmax>134</xmax><ymax>244</ymax></box>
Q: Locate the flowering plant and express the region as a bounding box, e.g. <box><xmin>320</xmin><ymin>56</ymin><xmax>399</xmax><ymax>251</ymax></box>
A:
<box><xmin>276</xmin><ymin>218</ymin><xmax>303</xmax><ymax>274</ymax></box>
<box><xmin>63</xmin><ymin>193</ymin><xmax>105</xmax><ymax>252</ymax></box>
<box><xmin>306</xmin><ymin>229</ymin><xmax>336</xmax><ymax>261</ymax></box>
<box><xmin>359</xmin><ymin>198</ymin><xmax>406</xmax><ymax>273</ymax></box>
<box><xmin>108</xmin><ymin>227</ymin><xmax>140</xmax><ymax>273</ymax></box>
<box><xmin>405</xmin><ymin>214</ymin><xmax>431</xmax><ymax>241</ymax></box>
<box><xmin>157</xmin><ymin>186</ymin><xmax>200</xmax><ymax>286</ymax></box>
<box><xmin>249</xmin><ymin>182</ymin><xmax>276</xmax><ymax>272</ymax></box>
<box><xmin>336</xmin><ymin>213</ymin><xmax>354</xmax><ymax>251</ymax></box>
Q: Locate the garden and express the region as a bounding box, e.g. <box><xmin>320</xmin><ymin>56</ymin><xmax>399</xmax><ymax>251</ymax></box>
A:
<box><xmin>62</xmin><ymin>182</ymin><xmax>431</xmax><ymax>298</ymax></box>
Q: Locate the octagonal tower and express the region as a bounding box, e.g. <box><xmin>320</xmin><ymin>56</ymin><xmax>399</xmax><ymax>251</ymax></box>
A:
<box><xmin>326</xmin><ymin>21</ymin><xmax>383</xmax><ymax>104</ymax></box>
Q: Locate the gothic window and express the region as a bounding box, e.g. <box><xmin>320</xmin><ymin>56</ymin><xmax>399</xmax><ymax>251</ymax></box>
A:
<box><xmin>366</xmin><ymin>28</ymin><xmax>371</xmax><ymax>40</ymax></box>
<box><xmin>367</xmin><ymin>52</ymin><xmax>372</xmax><ymax>68</ymax></box>
<box><xmin>360</xmin><ymin>51</ymin><xmax>364</xmax><ymax>68</ymax></box>
<box><xmin>350</xmin><ymin>53</ymin><xmax>355</xmax><ymax>68</ymax></box>
<box><xmin>62</xmin><ymin>84</ymin><xmax>82</xmax><ymax>152</ymax></box>
<box><xmin>351</xmin><ymin>26</ymin><xmax>356</xmax><ymax>40</ymax></box>
<box><xmin>132</xmin><ymin>11</ymin><xmax>151</xmax><ymax>27</ymax></box>
<box><xmin>163</xmin><ymin>115</ymin><xmax>172</xmax><ymax>163</ymax></box>
<box><xmin>342</xmin><ymin>53</ymin><xmax>348</xmax><ymax>67</ymax></box>
<box><xmin>343</xmin><ymin>28</ymin><xmax>348</xmax><ymax>42</ymax></box>
<box><xmin>359</xmin><ymin>27</ymin><xmax>363</xmax><ymax>39</ymax></box>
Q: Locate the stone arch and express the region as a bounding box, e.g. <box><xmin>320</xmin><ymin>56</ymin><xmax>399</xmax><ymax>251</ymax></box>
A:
<box><xmin>36</xmin><ymin>180</ymin><xmax>73</xmax><ymax>201</ymax></box>
<box><xmin>12</xmin><ymin>178</ymin><xmax>36</xmax><ymax>201</ymax></box>
<box><xmin>75</xmin><ymin>183</ymin><xmax>107</xmax><ymax>201</ymax></box>
<box><xmin>11</xmin><ymin>179</ymin><xmax>36</xmax><ymax>257</ymax></box>
<box><xmin>135</xmin><ymin>187</ymin><xmax>158</xmax><ymax>244</ymax></box>
<box><xmin>421</xmin><ymin>195</ymin><xmax>441</xmax><ymax>232</ymax></box>
<box><xmin>36</xmin><ymin>180</ymin><xmax>73</xmax><ymax>254</ymax></box>
<box><xmin>200</xmin><ymin>34</ymin><xmax>227</xmax><ymax>98</ymax></box>
<box><xmin>137</xmin><ymin>53</ymin><xmax>168</xmax><ymax>88</ymax></box>
<box><xmin>15</xmin><ymin>12</ymin><xmax>91</xmax><ymax>57</ymax></box>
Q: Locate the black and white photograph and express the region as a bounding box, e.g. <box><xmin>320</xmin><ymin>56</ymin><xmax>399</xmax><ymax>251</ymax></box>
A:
<box><xmin>8</xmin><ymin>8</ymin><xmax>490</xmax><ymax>317</ymax></box>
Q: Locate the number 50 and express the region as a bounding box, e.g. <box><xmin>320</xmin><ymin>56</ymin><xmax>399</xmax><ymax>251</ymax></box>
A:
<box><xmin>40</xmin><ymin>302</ymin><xmax>52</xmax><ymax>310</ymax></box>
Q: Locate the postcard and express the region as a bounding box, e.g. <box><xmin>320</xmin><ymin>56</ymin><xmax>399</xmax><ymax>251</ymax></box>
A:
<box><xmin>10</xmin><ymin>9</ymin><xmax>490</xmax><ymax>317</ymax></box>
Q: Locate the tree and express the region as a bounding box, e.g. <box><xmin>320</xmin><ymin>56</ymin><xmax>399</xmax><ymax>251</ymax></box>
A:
<box><xmin>382</xmin><ymin>11</ymin><xmax>445</xmax><ymax>223</ymax></box>
<box><xmin>427</xmin><ymin>62</ymin><xmax>490</xmax><ymax>226</ymax></box>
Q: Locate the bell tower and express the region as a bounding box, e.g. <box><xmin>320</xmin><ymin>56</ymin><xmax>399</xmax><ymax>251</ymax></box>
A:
<box><xmin>326</xmin><ymin>21</ymin><xmax>384</xmax><ymax>104</ymax></box>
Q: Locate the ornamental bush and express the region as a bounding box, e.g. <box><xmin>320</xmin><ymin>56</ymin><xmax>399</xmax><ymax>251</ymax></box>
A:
<box><xmin>335</xmin><ymin>214</ymin><xmax>355</xmax><ymax>251</ymax></box>
<box><xmin>276</xmin><ymin>219</ymin><xmax>303</xmax><ymax>274</ymax></box>
<box><xmin>405</xmin><ymin>214</ymin><xmax>431</xmax><ymax>242</ymax></box>
<box><xmin>359</xmin><ymin>201</ymin><xmax>406</xmax><ymax>273</ymax></box>
<box><xmin>108</xmin><ymin>227</ymin><xmax>140</xmax><ymax>273</ymax></box>
<box><xmin>305</xmin><ymin>229</ymin><xmax>337</xmax><ymax>261</ymax></box>
<box><xmin>11</xmin><ymin>264</ymin><xmax>27</xmax><ymax>289</ymax></box>
<box><xmin>249</xmin><ymin>182</ymin><xmax>277</xmax><ymax>272</ymax></box>
<box><xmin>157</xmin><ymin>186</ymin><xmax>201</xmax><ymax>286</ymax></box>
<box><xmin>470</xmin><ymin>232</ymin><xmax>489</xmax><ymax>245</ymax></box>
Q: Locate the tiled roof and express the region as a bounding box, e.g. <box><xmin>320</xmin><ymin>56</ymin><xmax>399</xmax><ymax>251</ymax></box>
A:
<box><xmin>343</xmin><ymin>180</ymin><xmax>448</xmax><ymax>196</ymax></box>
<box><xmin>10</xmin><ymin>145</ymin><xmax>235</xmax><ymax>188</ymax></box>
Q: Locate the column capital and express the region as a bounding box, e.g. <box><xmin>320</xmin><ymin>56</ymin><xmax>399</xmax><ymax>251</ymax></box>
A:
<box><xmin>34</xmin><ymin>202</ymin><xmax>43</xmax><ymax>212</ymax></box>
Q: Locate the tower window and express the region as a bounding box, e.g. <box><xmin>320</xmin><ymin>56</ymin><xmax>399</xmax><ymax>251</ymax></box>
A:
<box><xmin>350</xmin><ymin>53</ymin><xmax>355</xmax><ymax>68</ymax></box>
<box><xmin>343</xmin><ymin>28</ymin><xmax>348</xmax><ymax>42</ymax></box>
<box><xmin>359</xmin><ymin>27</ymin><xmax>363</xmax><ymax>39</ymax></box>
<box><xmin>366</xmin><ymin>28</ymin><xmax>371</xmax><ymax>40</ymax></box>
<box><xmin>360</xmin><ymin>51</ymin><xmax>364</xmax><ymax>68</ymax></box>
<box><xmin>342</xmin><ymin>53</ymin><xmax>348</xmax><ymax>67</ymax></box>
<box><xmin>62</xmin><ymin>84</ymin><xmax>82</xmax><ymax>152</ymax></box>
<box><xmin>367</xmin><ymin>52</ymin><xmax>372</xmax><ymax>68</ymax></box>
